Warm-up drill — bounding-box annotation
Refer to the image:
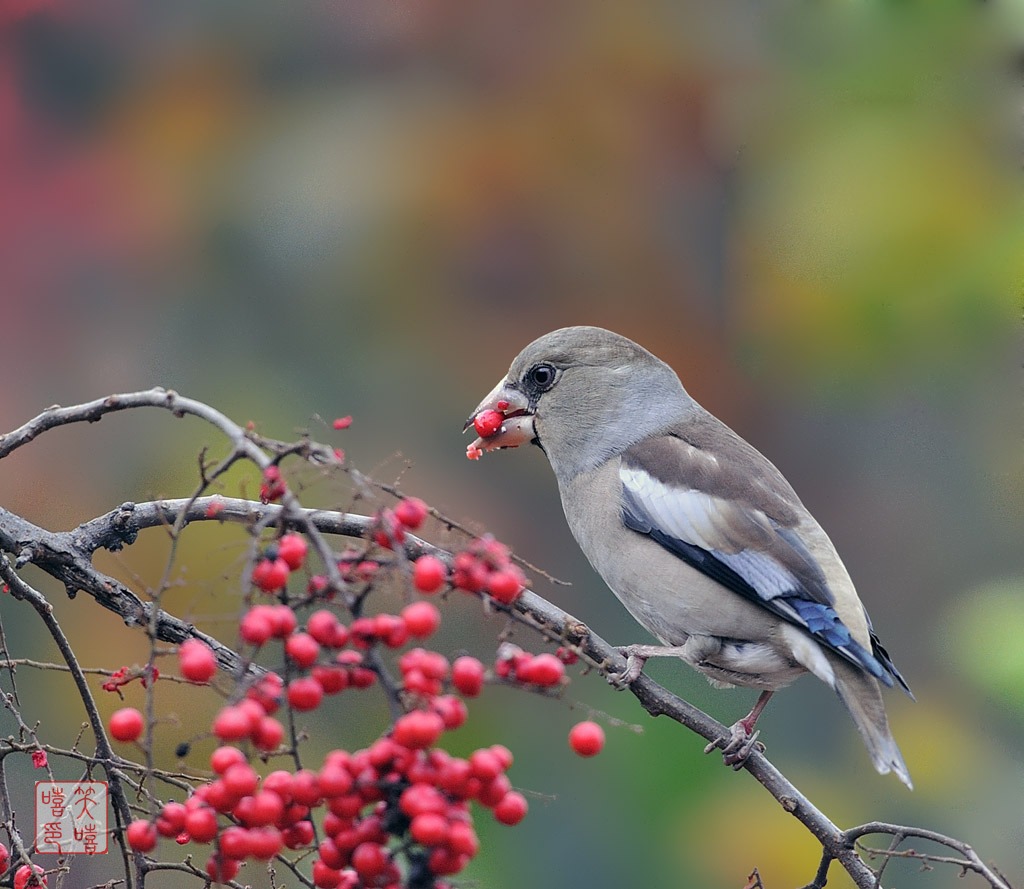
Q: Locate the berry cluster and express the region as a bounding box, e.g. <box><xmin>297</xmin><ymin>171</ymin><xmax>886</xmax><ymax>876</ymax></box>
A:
<box><xmin>106</xmin><ymin>493</ymin><xmax>603</xmax><ymax>888</ymax></box>
<box><xmin>493</xmin><ymin>644</ymin><xmax>566</xmax><ymax>688</ymax></box>
<box><xmin>127</xmin><ymin>731</ymin><xmax>525</xmax><ymax>887</ymax></box>
<box><xmin>410</xmin><ymin>538</ymin><xmax>526</xmax><ymax>607</ymax></box>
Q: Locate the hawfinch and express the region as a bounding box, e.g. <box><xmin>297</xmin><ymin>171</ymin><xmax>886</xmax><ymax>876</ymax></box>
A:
<box><xmin>465</xmin><ymin>326</ymin><xmax>912</xmax><ymax>787</ymax></box>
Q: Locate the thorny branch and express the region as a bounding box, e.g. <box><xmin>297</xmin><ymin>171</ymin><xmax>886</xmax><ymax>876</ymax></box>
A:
<box><xmin>0</xmin><ymin>389</ymin><xmax>1014</xmax><ymax>889</ymax></box>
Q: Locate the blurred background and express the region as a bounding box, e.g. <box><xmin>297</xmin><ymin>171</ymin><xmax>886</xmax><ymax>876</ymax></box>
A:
<box><xmin>1</xmin><ymin>1</ymin><xmax>1021</xmax><ymax>887</ymax></box>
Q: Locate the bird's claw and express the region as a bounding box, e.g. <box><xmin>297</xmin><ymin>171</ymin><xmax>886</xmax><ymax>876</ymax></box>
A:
<box><xmin>609</xmin><ymin>645</ymin><xmax>648</xmax><ymax>689</ymax></box>
<box><xmin>704</xmin><ymin>724</ymin><xmax>765</xmax><ymax>770</ymax></box>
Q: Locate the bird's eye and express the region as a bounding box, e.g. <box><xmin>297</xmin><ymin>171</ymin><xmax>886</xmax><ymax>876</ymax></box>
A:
<box><xmin>526</xmin><ymin>363</ymin><xmax>557</xmax><ymax>392</ymax></box>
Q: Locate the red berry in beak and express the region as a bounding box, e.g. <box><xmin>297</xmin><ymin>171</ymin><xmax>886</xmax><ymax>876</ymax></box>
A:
<box><xmin>473</xmin><ymin>409</ymin><xmax>504</xmax><ymax>439</ymax></box>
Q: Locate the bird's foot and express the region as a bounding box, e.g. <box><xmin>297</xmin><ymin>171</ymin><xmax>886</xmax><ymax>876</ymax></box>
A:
<box><xmin>704</xmin><ymin>720</ymin><xmax>766</xmax><ymax>770</ymax></box>
<box><xmin>610</xmin><ymin>643</ymin><xmax>695</xmax><ymax>689</ymax></box>
<box><xmin>610</xmin><ymin>645</ymin><xmax>649</xmax><ymax>688</ymax></box>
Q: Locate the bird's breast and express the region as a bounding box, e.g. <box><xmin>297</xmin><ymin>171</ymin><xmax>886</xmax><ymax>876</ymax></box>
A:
<box><xmin>558</xmin><ymin>460</ymin><xmax>811</xmax><ymax>690</ymax></box>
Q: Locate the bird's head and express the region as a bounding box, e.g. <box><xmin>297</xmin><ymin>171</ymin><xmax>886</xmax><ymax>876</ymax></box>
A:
<box><xmin>464</xmin><ymin>326</ymin><xmax>692</xmax><ymax>482</ymax></box>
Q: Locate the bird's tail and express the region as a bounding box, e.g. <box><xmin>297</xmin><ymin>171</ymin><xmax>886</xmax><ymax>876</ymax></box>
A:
<box><xmin>831</xmin><ymin>657</ymin><xmax>913</xmax><ymax>789</ymax></box>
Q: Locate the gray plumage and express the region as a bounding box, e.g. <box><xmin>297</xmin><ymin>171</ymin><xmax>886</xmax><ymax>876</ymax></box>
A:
<box><xmin>466</xmin><ymin>325</ymin><xmax>912</xmax><ymax>787</ymax></box>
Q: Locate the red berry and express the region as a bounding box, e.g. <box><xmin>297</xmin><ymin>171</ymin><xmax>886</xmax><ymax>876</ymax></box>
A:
<box><xmin>240</xmin><ymin>606</ymin><xmax>275</xmax><ymax>645</ymax></box>
<box><xmin>252</xmin><ymin>715</ymin><xmax>285</xmax><ymax>751</ymax></box>
<box><xmin>222</xmin><ymin>763</ymin><xmax>259</xmax><ymax>797</ymax></box>
<box><xmin>184</xmin><ymin>806</ymin><xmax>219</xmax><ymax>843</ymax></box>
<box><xmin>451</xmin><ymin>656</ymin><xmax>485</xmax><ymax>697</ymax></box>
<box><xmin>210</xmin><ymin>745</ymin><xmax>247</xmax><ymax>774</ymax></box>
<box><xmin>399</xmin><ymin>782</ymin><xmax>446</xmax><ymax>816</ymax></box>
<box><xmin>332</xmin><ymin>415</ymin><xmax>353</xmax><ymax>430</ymax></box>
<box><xmin>446</xmin><ymin>821</ymin><xmax>479</xmax><ymax>857</ymax></box>
<box><xmin>468</xmin><ymin>749</ymin><xmax>503</xmax><ymax>781</ymax></box>
<box><xmin>429</xmin><ymin>846</ymin><xmax>468</xmax><ymax>875</ymax></box>
<box><xmin>285</xmin><ymin>632</ymin><xmax>320</xmax><ymax>668</ymax></box>
<box><xmin>259</xmin><ymin>466</ymin><xmax>286</xmax><ymax>503</ymax></box>
<box><xmin>402</xmin><ymin>668</ymin><xmax>439</xmax><ymax>697</ymax></box>
<box><xmin>569</xmin><ymin>720</ymin><xmax>605</xmax><ymax>757</ymax></box>
<box><xmin>109</xmin><ymin>707</ymin><xmax>144</xmax><ymax>743</ymax></box>
<box><xmin>394</xmin><ymin>497</ymin><xmax>429</xmax><ymax>530</ymax></box>
<box><xmin>0</xmin><ymin>843</ymin><xmax>8</xmax><ymax>873</ymax></box>
<box><xmin>398</xmin><ymin>648</ymin><xmax>449</xmax><ymax>689</ymax></box>
<box><xmin>277</xmin><ymin>533</ymin><xmax>308</xmax><ymax>570</ymax></box>
<box><xmin>247</xmin><ymin>672</ymin><xmax>284</xmax><ymax>713</ymax></box>
<box><xmin>218</xmin><ymin>825</ymin><xmax>252</xmax><ymax>859</ymax></box>
<box><xmin>478</xmin><ymin>773</ymin><xmax>512</xmax><ymax>807</ymax></box>
<box><xmin>318</xmin><ymin>836</ymin><xmax>346</xmax><ymax>867</ymax></box>
<box><xmin>247</xmin><ymin>827</ymin><xmax>283</xmax><ymax>860</ymax></box>
<box><xmin>262</xmin><ymin>770</ymin><xmax>295</xmax><ymax>803</ymax></box>
<box><xmin>486</xmin><ymin>569</ymin><xmax>524</xmax><ymax>604</ymax></box>
<box><xmin>432</xmin><ymin>695</ymin><xmax>467</xmax><ymax>730</ymax></box>
<box><xmin>126</xmin><ymin>819</ymin><xmax>157</xmax><ymax>851</ymax></box>
<box><xmin>156</xmin><ymin>802</ymin><xmax>187</xmax><ymax>837</ymax></box>
<box><xmin>307</xmin><ymin>574</ymin><xmax>330</xmax><ymax>597</ymax></box>
<box><xmin>519</xmin><ymin>653</ymin><xmax>565</xmax><ymax>687</ymax></box>
<box><xmin>473</xmin><ymin>409</ymin><xmax>504</xmax><ymax>438</ymax></box>
<box><xmin>206</xmin><ymin>854</ymin><xmax>240</xmax><ymax>882</ymax></box>
<box><xmin>349</xmin><ymin>616</ymin><xmax>377</xmax><ymax>647</ymax></box>
<box><xmin>201</xmin><ymin>779</ymin><xmax>236</xmax><ymax>813</ymax></box>
<box><xmin>401</xmin><ymin>601</ymin><xmax>441</xmax><ymax>638</ymax></box>
<box><xmin>318</xmin><ymin>764</ymin><xmax>353</xmax><ymax>799</ymax></box>
<box><xmin>252</xmin><ymin>557</ymin><xmax>290</xmax><ymax>592</ymax></box>
<box><xmin>375</xmin><ymin>613</ymin><xmax>409</xmax><ymax>648</ymax></box>
<box><xmin>13</xmin><ymin>865</ymin><xmax>46</xmax><ymax>889</ymax></box>
<box><xmin>410</xmin><ymin>812</ymin><xmax>449</xmax><ymax>845</ymax></box>
<box><xmin>212</xmin><ymin>706</ymin><xmax>251</xmax><ymax>741</ymax></box>
<box><xmin>312</xmin><ymin>859</ymin><xmax>343</xmax><ymax>888</ymax></box>
<box><xmin>336</xmin><ymin>650</ymin><xmax>376</xmax><ymax>688</ymax></box>
<box><xmin>372</xmin><ymin>510</ymin><xmax>405</xmax><ymax>550</ymax></box>
<box><xmin>268</xmin><ymin>604</ymin><xmax>298</xmax><ymax>638</ymax></box>
<box><xmin>234</xmin><ymin>791</ymin><xmax>284</xmax><ymax>828</ymax></box>
<box><xmin>351</xmin><ymin>842</ymin><xmax>388</xmax><ymax>879</ymax></box>
<box><xmin>290</xmin><ymin>769</ymin><xmax>322</xmax><ymax>807</ymax></box>
<box><xmin>494</xmin><ymin>791</ymin><xmax>528</xmax><ymax>825</ymax></box>
<box><xmin>312</xmin><ymin>664</ymin><xmax>348</xmax><ymax>694</ymax></box>
<box><xmin>306</xmin><ymin>610</ymin><xmax>341</xmax><ymax>646</ymax></box>
<box><xmin>283</xmin><ymin>820</ymin><xmax>315</xmax><ymax>849</ymax></box>
<box><xmin>287</xmin><ymin>676</ymin><xmax>324</xmax><ymax>712</ymax></box>
<box><xmin>179</xmin><ymin>639</ymin><xmax>217</xmax><ymax>683</ymax></box>
<box><xmin>412</xmin><ymin>554</ymin><xmax>447</xmax><ymax>594</ymax></box>
<box><xmin>392</xmin><ymin>710</ymin><xmax>444</xmax><ymax>750</ymax></box>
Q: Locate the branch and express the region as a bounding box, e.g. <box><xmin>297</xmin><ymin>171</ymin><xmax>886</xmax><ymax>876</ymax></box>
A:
<box><xmin>843</xmin><ymin>822</ymin><xmax>1013</xmax><ymax>889</ymax></box>
<box><xmin>0</xmin><ymin>504</ymin><xmax>260</xmax><ymax>677</ymax></box>
<box><xmin>0</xmin><ymin>494</ymin><xmax>934</xmax><ymax>889</ymax></box>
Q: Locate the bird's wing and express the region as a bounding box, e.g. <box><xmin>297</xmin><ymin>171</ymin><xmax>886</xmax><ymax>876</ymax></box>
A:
<box><xmin>619</xmin><ymin>433</ymin><xmax>894</xmax><ymax>686</ymax></box>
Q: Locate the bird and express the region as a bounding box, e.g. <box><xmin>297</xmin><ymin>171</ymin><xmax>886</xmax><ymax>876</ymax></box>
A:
<box><xmin>464</xmin><ymin>325</ymin><xmax>913</xmax><ymax>787</ymax></box>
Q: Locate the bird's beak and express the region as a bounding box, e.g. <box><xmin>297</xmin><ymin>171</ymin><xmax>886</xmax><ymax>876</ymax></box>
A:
<box><xmin>463</xmin><ymin>380</ymin><xmax>536</xmax><ymax>457</ymax></box>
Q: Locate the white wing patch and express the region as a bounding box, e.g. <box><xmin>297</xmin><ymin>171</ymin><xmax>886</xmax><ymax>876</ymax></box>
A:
<box><xmin>619</xmin><ymin>464</ymin><xmax>801</xmax><ymax>601</ymax></box>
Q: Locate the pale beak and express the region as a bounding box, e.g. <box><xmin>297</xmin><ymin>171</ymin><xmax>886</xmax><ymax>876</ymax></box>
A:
<box><xmin>463</xmin><ymin>381</ymin><xmax>536</xmax><ymax>456</ymax></box>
